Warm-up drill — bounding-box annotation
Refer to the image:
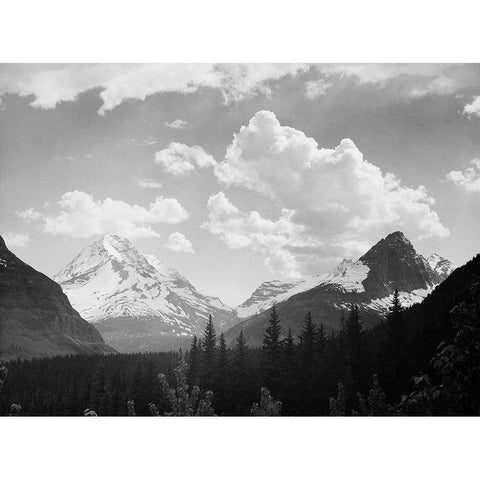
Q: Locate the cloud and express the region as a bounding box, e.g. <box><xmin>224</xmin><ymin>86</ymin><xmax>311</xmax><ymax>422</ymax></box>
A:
<box><xmin>135</xmin><ymin>177</ymin><xmax>162</xmax><ymax>189</ymax></box>
<box><xmin>165</xmin><ymin>232</ymin><xmax>194</xmax><ymax>253</ymax></box>
<box><xmin>165</xmin><ymin>119</ymin><xmax>188</xmax><ymax>129</ymax></box>
<box><xmin>18</xmin><ymin>190</ymin><xmax>189</xmax><ymax>239</ymax></box>
<box><xmin>204</xmin><ymin>192</ymin><xmax>305</xmax><ymax>276</ymax></box>
<box><xmin>317</xmin><ymin>64</ymin><xmax>480</xmax><ymax>98</ymax></box>
<box><xmin>212</xmin><ymin>111</ymin><xmax>449</xmax><ymax>276</ymax></box>
<box><xmin>463</xmin><ymin>96</ymin><xmax>480</xmax><ymax>118</ymax></box>
<box><xmin>0</xmin><ymin>63</ymin><xmax>308</xmax><ymax>114</ymax></box>
<box><xmin>305</xmin><ymin>79</ymin><xmax>330</xmax><ymax>100</ymax></box>
<box><xmin>3</xmin><ymin>232</ymin><xmax>30</xmax><ymax>248</ymax></box>
<box><xmin>446</xmin><ymin>159</ymin><xmax>480</xmax><ymax>193</ymax></box>
<box><xmin>155</xmin><ymin>142</ymin><xmax>216</xmax><ymax>175</ymax></box>
<box><xmin>18</xmin><ymin>208</ymin><xmax>43</xmax><ymax>220</ymax></box>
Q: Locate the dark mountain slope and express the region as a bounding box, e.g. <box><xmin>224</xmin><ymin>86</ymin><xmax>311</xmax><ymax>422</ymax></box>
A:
<box><xmin>0</xmin><ymin>235</ymin><xmax>114</xmax><ymax>361</ymax></box>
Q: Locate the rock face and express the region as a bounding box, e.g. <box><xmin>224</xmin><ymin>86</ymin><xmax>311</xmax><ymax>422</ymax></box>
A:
<box><xmin>55</xmin><ymin>234</ymin><xmax>238</xmax><ymax>353</ymax></box>
<box><xmin>0</xmin><ymin>235</ymin><xmax>114</xmax><ymax>361</ymax></box>
<box><xmin>225</xmin><ymin>232</ymin><xmax>449</xmax><ymax>346</ymax></box>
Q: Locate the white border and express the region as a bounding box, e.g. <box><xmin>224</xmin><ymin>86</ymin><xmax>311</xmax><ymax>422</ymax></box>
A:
<box><xmin>1</xmin><ymin>0</ymin><xmax>479</xmax><ymax>478</ymax></box>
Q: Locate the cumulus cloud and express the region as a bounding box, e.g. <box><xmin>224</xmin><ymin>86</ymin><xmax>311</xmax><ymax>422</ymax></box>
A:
<box><xmin>165</xmin><ymin>119</ymin><xmax>188</xmax><ymax>129</ymax></box>
<box><xmin>155</xmin><ymin>142</ymin><xmax>216</xmax><ymax>175</ymax></box>
<box><xmin>211</xmin><ymin>111</ymin><xmax>449</xmax><ymax>276</ymax></box>
<box><xmin>463</xmin><ymin>96</ymin><xmax>480</xmax><ymax>118</ymax></box>
<box><xmin>305</xmin><ymin>79</ymin><xmax>330</xmax><ymax>100</ymax></box>
<box><xmin>446</xmin><ymin>159</ymin><xmax>480</xmax><ymax>193</ymax></box>
<box><xmin>204</xmin><ymin>192</ymin><xmax>305</xmax><ymax>276</ymax></box>
<box><xmin>165</xmin><ymin>232</ymin><xmax>194</xmax><ymax>253</ymax></box>
<box><xmin>3</xmin><ymin>232</ymin><xmax>30</xmax><ymax>248</ymax></box>
<box><xmin>135</xmin><ymin>177</ymin><xmax>162</xmax><ymax>189</ymax></box>
<box><xmin>0</xmin><ymin>63</ymin><xmax>308</xmax><ymax>114</ymax></box>
<box><xmin>18</xmin><ymin>191</ymin><xmax>189</xmax><ymax>239</ymax></box>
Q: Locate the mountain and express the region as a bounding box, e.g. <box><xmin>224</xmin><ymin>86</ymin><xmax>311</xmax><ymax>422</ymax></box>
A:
<box><xmin>54</xmin><ymin>234</ymin><xmax>237</xmax><ymax>352</ymax></box>
<box><xmin>427</xmin><ymin>253</ymin><xmax>456</xmax><ymax>281</ymax></box>
<box><xmin>235</xmin><ymin>275</ymin><xmax>327</xmax><ymax>319</ymax></box>
<box><xmin>0</xmin><ymin>235</ymin><xmax>113</xmax><ymax>361</ymax></box>
<box><xmin>225</xmin><ymin>231</ymin><xmax>448</xmax><ymax>346</ymax></box>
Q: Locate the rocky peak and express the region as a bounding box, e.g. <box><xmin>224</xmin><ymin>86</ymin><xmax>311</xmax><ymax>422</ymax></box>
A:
<box><xmin>358</xmin><ymin>231</ymin><xmax>440</xmax><ymax>298</ymax></box>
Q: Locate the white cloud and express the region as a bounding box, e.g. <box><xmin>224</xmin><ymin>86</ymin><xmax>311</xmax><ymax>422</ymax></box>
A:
<box><xmin>165</xmin><ymin>119</ymin><xmax>188</xmax><ymax>129</ymax></box>
<box><xmin>212</xmin><ymin>111</ymin><xmax>449</xmax><ymax>276</ymax></box>
<box><xmin>18</xmin><ymin>190</ymin><xmax>189</xmax><ymax>239</ymax></box>
<box><xmin>446</xmin><ymin>159</ymin><xmax>480</xmax><ymax>193</ymax></box>
<box><xmin>317</xmin><ymin>64</ymin><xmax>479</xmax><ymax>98</ymax></box>
<box><xmin>135</xmin><ymin>177</ymin><xmax>162</xmax><ymax>189</ymax></box>
<box><xmin>155</xmin><ymin>142</ymin><xmax>216</xmax><ymax>175</ymax></box>
<box><xmin>463</xmin><ymin>96</ymin><xmax>480</xmax><ymax>118</ymax></box>
<box><xmin>3</xmin><ymin>232</ymin><xmax>30</xmax><ymax>248</ymax></box>
<box><xmin>18</xmin><ymin>208</ymin><xmax>43</xmax><ymax>221</ymax></box>
<box><xmin>165</xmin><ymin>232</ymin><xmax>194</xmax><ymax>253</ymax></box>
<box><xmin>319</xmin><ymin>64</ymin><xmax>446</xmax><ymax>86</ymax></box>
<box><xmin>204</xmin><ymin>191</ymin><xmax>305</xmax><ymax>276</ymax></box>
<box><xmin>0</xmin><ymin>63</ymin><xmax>308</xmax><ymax>114</ymax></box>
<box><xmin>305</xmin><ymin>79</ymin><xmax>330</xmax><ymax>100</ymax></box>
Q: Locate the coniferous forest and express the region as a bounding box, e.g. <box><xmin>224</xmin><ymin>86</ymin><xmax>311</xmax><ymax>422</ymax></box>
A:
<box><xmin>1</xmin><ymin>254</ymin><xmax>479</xmax><ymax>416</ymax></box>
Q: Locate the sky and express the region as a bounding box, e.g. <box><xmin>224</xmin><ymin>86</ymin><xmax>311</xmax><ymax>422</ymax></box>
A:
<box><xmin>1</xmin><ymin>63</ymin><xmax>480</xmax><ymax>306</ymax></box>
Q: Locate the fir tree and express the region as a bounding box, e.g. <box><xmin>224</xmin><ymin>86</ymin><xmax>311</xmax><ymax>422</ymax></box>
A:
<box><xmin>261</xmin><ymin>304</ymin><xmax>283</xmax><ymax>393</ymax></box>
<box><xmin>187</xmin><ymin>335</ymin><xmax>200</xmax><ymax>387</ymax></box>
<box><xmin>200</xmin><ymin>315</ymin><xmax>217</xmax><ymax>390</ymax></box>
<box><xmin>230</xmin><ymin>331</ymin><xmax>253</xmax><ymax>415</ymax></box>
<box><xmin>382</xmin><ymin>289</ymin><xmax>408</xmax><ymax>398</ymax></box>
<box><xmin>298</xmin><ymin>310</ymin><xmax>317</xmax><ymax>370</ymax></box>
<box><xmin>214</xmin><ymin>333</ymin><xmax>229</xmax><ymax>411</ymax></box>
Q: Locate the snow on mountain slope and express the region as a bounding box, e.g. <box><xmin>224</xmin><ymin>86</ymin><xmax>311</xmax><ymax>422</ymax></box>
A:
<box><xmin>235</xmin><ymin>275</ymin><xmax>327</xmax><ymax>319</ymax></box>
<box><xmin>143</xmin><ymin>253</ymin><xmax>233</xmax><ymax>317</ymax></box>
<box><xmin>427</xmin><ymin>253</ymin><xmax>456</xmax><ymax>281</ymax></box>
<box><xmin>54</xmin><ymin>234</ymin><xmax>237</xmax><ymax>351</ymax></box>
<box><xmin>235</xmin><ymin>259</ymin><xmax>370</xmax><ymax>319</ymax></box>
<box><xmin>321</xmin><ymin>259</ymin><xmax>370</xmax><ymax>293</ymax></box>
<box><xmin>234</xmin><ymin>232</ymin><xmax>452</xmax><ymax>326</ymax></box>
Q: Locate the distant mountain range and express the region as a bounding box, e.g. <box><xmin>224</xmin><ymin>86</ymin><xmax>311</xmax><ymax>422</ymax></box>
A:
<box><xmin>224</xmin><ymin>231</ymin><xmax>456</xmax><ymax>346</ymax></box>
<box><xmin>0</xmin><ymin>230</ymin><xmax>457</xmax><ymax>358</ymax></box>
<box><xmin>0</xmin><ymin>235</ymin><xmax>113</xmax><ymax>361</ymax></box>
<box><xmin>54</xmin><ymin>234</ymin><xmax>237</xmax><ymax>352</ymax></box>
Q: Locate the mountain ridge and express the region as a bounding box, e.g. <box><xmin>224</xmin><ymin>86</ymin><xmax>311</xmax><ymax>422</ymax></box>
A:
<box><xmin>0</xmin><ymin>234</ymin><xmax>114</xmax><ymax>361</ymax></box>
<box><xmin>225</xmin><ymin>231</ymin><xmax>451</xmax><ymax>346</ymax></box>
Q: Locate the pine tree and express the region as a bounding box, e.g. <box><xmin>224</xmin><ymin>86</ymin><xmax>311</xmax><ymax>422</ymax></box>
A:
<box><xmin>230</xmin><ymin>331</ymin><xmax>253</xmax><ymax>415</ymax></box>
<box><xmin>187</xmin><ymin>335</ymin><xmax>200</xmax><ymax>387</ymax></box>
<box><xmin>261</xmin><ymin>304</ymin><xmax>283</xmax><ymax>393</ymax></box>
<box><xmin>200</xmin><ymin>315</ymin><xmax>217</xmax><ymax>390</ymax></box>
<box><xmin>343</xmin><ymin>304</ymin><xmax>363</xmax><ymax>391</ymax></box>
<box><xmin>298</xmin><ymin>310</ymin><xmax>317</xmax><ymax>370</ymax></box>
<box><xmin>382</xmin><ymin>289</ymin><xmax>408</xmax><ymax>398</ymax></box>
<box><xmin>214</xmin><ymin>333</ymin><xmax>229</xmax><ymax>412</ymax></box>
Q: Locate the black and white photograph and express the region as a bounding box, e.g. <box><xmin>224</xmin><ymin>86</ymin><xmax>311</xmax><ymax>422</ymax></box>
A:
<box><xmin>0</xmin><ymin>2</ymin><xmax>478</xmax><ymax>478</ymax></box>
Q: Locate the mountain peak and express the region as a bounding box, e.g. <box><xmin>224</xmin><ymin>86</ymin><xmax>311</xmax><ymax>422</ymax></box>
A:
<box><xmin>383</xmin><ymin>231</ymin><xmax>411</xmax><ymax>245</ymax></box>
<box><xmin>0</xmin><ymin>235</ymin><xmax>6</xmax><ymax>251</ymax></box>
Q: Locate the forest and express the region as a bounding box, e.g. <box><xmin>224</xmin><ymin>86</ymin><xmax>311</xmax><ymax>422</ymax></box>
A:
<box><xmin>1</xmin><ymin>255</ymin><xmax>479</xmax><ymax>416</ymax></box>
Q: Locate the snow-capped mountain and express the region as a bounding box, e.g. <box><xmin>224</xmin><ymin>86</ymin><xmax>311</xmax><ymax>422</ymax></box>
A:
<box><xmin>226</xmin><ymin>232</ymin><xmax>451</xmax><ymax>346</ymax></box>
<box><xmin>55</xmin><ymin>234</ymin><xmax>237</xmax><ymax>352</ymax></box>
<box><xmin>427</xmin><ymin>253</ymin><xmax>456</xmax><ymax>281</ymax></box>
